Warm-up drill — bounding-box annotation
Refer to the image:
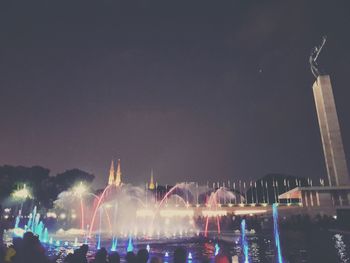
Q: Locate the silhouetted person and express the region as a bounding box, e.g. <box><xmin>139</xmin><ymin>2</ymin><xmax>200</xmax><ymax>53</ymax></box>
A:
<box><xmin>92</xmin><ymin>247</ymin><xmax>108</xmax><ymax>263</ymax></box>
<box><xmin>72</xmin><ymin>244</ymin><xmax>88</xmax><ymax>263</ymax></box>
<box><xmin>14</xmin><ymin>232</ymin><xmax>49</xmax><ymax>263</ymax></box>
<box><xmin>174</xmin><ymin>247</ymin><xmax>187</xmax><ymax>263</ymax></box>
<box><xmin>63</xmin><ymin>253</ymin><xmax>74</xmax><ymax>263</ymax></box>
<box><xmin>136</xmin><ymin>249</ymin><xmax>149</xmax><ymax>263</ymax></box>
<box><xmin>108</xmin><ymin>252</ymin><xmax>120</xmax><ymax>263</ymax></box>
<box><xmin>125</xmin><ymin>251</ymin><xmax>136</xmax><ymax>263</ymax></box>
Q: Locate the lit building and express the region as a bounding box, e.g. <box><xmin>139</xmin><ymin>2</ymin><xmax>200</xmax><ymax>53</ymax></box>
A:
<box><xmin>115</xmin><ymin>159</ymin><xmax>122</xmax><ymax>186</ymax></box>
<box><xmin>107</xmin><ymin>159</ymin><xmax>122</xmax><ymax>186</ymax></box>
<box><xmin>108</xmin><ymin>160</ymin><xmax>115</xmax><ymax>185</ymax></box>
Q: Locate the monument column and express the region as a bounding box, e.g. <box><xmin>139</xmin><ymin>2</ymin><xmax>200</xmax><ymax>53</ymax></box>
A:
<box><xmin>313</xmin><ymin>75</ymin><xmax>350</xmax><ymax>186</ymax></box>
<box><xmin>310</xmin><ymin>36</ymin><xmax>350</xmax><ymax>187</ymax></box>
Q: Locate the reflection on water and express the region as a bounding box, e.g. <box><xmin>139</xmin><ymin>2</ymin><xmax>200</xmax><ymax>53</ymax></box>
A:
<box><xmin>334</xmin><ymin>234</ymin><xmax>350</xmax><ymax>263</ymax></box>
<box><xmin>250</xmin><ymin>237</ymin><xmax>260</xmax><ymax>262</ymax></box>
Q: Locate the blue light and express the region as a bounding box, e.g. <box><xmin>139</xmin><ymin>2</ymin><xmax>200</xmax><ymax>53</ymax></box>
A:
<box><xmin>42</xmin><ymin>228</ymin><xmax>48</xmax><ymax>243</ymax></box>
<box><xmin>273</xmin><ymin>204</ymin><xmax>283</xmax><ymax>263</ymax></box>
<box><xmin>111</xmin><ymin>237</ymin><xmax>118</xmax><ymax>251</ymax></box>
<box><xmin>96</xmin><ymin>234</ymin><xmax>101</xmax><ymax>250</ymax></box>
<box><xmin>241</xmin><ymin>219</ymin><xmax>249</xmax><ymax>263</ymax></box>
<box><xmin>214</xmin><ymin>243</ymin><xmax>220</xmax><ymax>256</ymax></box>
<box><xmin>127</xmin><ymin>236</ymin><xmax>134</xmax><ymax>252</ymax></box>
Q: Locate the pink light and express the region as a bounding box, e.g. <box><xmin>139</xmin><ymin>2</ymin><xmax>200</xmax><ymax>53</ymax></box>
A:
<box><xmin>104</xmin><ymin>207</ymin><xmax>113</xmax><ymax>233</ymax></box>
<box><xmin>80</xmin><ymin>199</ymin><xmax>84</xmax><ymax>230</ymax></box>
<box><xmin>157</xmin><ymin>185</ymin><xmax>180</xmax><ymax>209</ymax></box>
<box><xmin>88</xmin><ymin>185</ymin><xmax>112</xmax><ymax>237</ymax></box>
<box><xmin>204</xmin><ymin>216</ymin><xmax>209</xmax><ymax>237</ymax></box>
<box><xmin>216</xmin><ymin>216</ymin><xmax>221</xmax><ymax>234</ymax></box>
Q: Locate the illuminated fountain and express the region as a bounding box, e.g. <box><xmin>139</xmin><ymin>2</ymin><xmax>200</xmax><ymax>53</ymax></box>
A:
<box><xmin>203</xmin><ymin>187</ymin><xmax>237</xmax><ymax>237</ymax></box>
<box><xmin>96</xmin><ymin>208</ymin><xmax>102</xmax><ymax>249</ymax></box>
<box><xmin>14</xmin><ymin>212</ymin><xmax>20</xmax><ymax>229</ymax></box>
<box><xmin>127</xmin><ymin>236</ymin><xmax>134</xmax><ymax>252</ymax></box>
<box><xmin>48</xmin><ymin>161</ymin><xmax>246</xmax><ymax>242</ymax></box>
<box><xmin>111</xmin><ymin>237</ymin><xmax>118</xmax><ymax>251</ymax></box>
<box><xmin>214</xmin><ymin>243</ymin><xmax>220</xmax><ymax>256</ymax></box>
<box><xmin>241</xmin><ymin>219</ymin><xmax>249</xmax><ymax>263</ymax></box>
<box><xmin>43</xmin><ymin>228</ymin><xmax>49</xmax><ymax>243</ymax></box>
<box><xmin>7</xmin><ymin>160</ymin><xmax>285</xmax><ymax>261</ymax></box>
<box><xmin>85</xmin><ymin>182</ymin><xmax>210</xmax><ymax>240</ymax></box>
<box><xmin>273</xmin><ymin>204</ymin><xmax>283</xmax><ymax>263</ymax></box>
<box><xmin>82</xmin><ymin>181</ymin><xmax>242</xmax><ymax>240</ymax></box>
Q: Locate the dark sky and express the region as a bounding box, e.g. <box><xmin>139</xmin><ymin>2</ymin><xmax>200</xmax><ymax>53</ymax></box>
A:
<box><xmin>1</xmin><ymin>1</ymin><xmax>350</xmax><ymax>188</ymax></box>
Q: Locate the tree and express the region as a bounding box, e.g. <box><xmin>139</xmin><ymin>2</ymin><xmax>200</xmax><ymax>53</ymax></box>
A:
<box><xmin>54</xmin><ymin>169</ymin><xmax>95</xmax><ymax>194</ymax></box>
<box><xmin>0</xmin><ymin>165</ymin><xmax>95</xmax><ymax>210</ymax></box>
<box><xmin>0</xmin><ymin>165</ymin><xmax>50</xmax><ymax>201</ymax></box>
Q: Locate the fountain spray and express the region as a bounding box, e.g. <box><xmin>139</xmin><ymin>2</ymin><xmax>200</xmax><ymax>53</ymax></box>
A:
<box><xmin>241</xmin><ymin>219</ymin><xmax>249</xmax><ymax>263</ymax></box>
<box><xmin>127</xmin><ymin>236</ymin><xmax>134</xmax><ymax>252</ymax></box>
<box><xmin>97</xmin><ymin>208</ymin><xmax>102</xmax><ymax>250</ymax></box>
<box><xmin>273</xmin><ymin>204</ymin><xmax>283</xmax><ymax>263</ymax></box>
<box><xmin>111</xmin><ymin>237</ymin><xmax>118</xmax><ymax>251</ymax></box>
<box><xmin>214</xmin><ymin>243</ymin><xmax>220</xmax><ymax>256</ymax></box>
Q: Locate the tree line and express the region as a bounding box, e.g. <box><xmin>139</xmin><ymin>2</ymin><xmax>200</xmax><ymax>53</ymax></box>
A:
<box><xmin>0</xmin><ymin>165</ymin><xmax>94</xmax><ymax>209</ymax></box>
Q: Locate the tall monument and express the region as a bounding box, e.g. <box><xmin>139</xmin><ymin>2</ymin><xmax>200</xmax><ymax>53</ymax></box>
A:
<box><xmin>310</xmin><ymin>37</ymin><xmax>350</xmax><ymax>186</ymax></box>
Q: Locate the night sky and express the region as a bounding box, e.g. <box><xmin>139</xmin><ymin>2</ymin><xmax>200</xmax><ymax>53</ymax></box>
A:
<box><xmin>1</xmin><ymin>1</ymin><xmax>350</xmax><ymax>188</ymax></box>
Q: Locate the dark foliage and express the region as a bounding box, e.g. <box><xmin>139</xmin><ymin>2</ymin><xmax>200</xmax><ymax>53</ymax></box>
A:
<box><xmin>0</xmin><ymin>165</ymin><xmax>94</xmax><ymax>209</ymax></box>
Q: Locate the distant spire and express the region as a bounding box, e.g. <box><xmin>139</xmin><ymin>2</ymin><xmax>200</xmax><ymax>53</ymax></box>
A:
<box><xmin>108</xmin><ymin>160</ymin><xmax>115</xmax><ymax>185</ymax></box>
<box><xmin>115</xmin><ymin>159</ymin><xmax>122</xmax><ymax>186</ymax></box>
<box><xmin>149</xmin><ymin>169</ymin><xmax>155</xmax><ymax>190</ymax></box>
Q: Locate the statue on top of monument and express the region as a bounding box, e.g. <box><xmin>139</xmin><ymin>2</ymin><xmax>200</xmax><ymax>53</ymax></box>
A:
<box><xmin>309</xmin><ymin>35</ymin><xmax>327</xmax><ymax>78</ymax></box>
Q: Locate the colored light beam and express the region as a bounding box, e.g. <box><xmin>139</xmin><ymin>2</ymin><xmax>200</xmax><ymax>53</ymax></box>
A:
<box><xmin>273</xmin><ymin>204</ymin><xmax>283</xmax><ymax>263</ymax></box>
<box><xmin>241</xmin><ymin>219</ymin><xmax>249</xmax><ymax>263</ymax></box>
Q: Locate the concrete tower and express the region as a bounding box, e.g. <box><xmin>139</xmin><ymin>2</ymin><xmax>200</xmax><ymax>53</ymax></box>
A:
<box><xmin>115</xmin><ymin>159</ymin><xmax>122</xmax><ymax>186</ymax></box>
<box><xmin>313</xmin><ymin>75</ymin><xmax>350</xmax><ymax>186</ymax></box>
<box><xmin>108</xmin><ymin>160</ymin><xmax>115</xmax><ymax>185</ymax></box>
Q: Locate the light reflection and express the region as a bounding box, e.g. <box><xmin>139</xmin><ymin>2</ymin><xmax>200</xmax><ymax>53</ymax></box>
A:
<box><xmin>334</xmin><ymin>233</ymin><xmax>350</xmax><ymax>262</ymax></box>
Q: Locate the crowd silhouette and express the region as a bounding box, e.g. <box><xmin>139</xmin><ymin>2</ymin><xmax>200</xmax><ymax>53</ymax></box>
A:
<box><xmin>0</xmin><ymin>233</ymin><xmax>233</xmax><ymax>263</ymax></box>
<box><xmin>1</xmin><ymin>213</ymin><xmax>337</xmax><ymax>262</ymax></box>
